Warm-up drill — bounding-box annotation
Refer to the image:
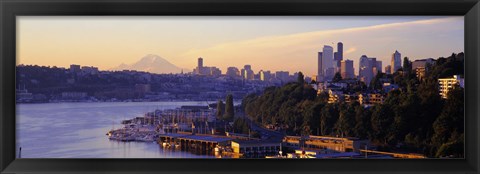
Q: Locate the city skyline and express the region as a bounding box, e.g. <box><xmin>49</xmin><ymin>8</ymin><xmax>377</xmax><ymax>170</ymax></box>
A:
<box><xmin>17</xmin><ymin>16</ymin><xmax>464</xmax><ymax>77</ymax></box>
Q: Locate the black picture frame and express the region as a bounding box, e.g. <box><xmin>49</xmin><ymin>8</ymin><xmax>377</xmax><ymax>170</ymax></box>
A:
<box><xmin>1</xmin><ymin>0</ymin><xmax>479</xmax><ymax>173</ymax></box>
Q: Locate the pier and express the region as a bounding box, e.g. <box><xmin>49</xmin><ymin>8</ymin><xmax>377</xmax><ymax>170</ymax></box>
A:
<box><xmin>159</xmin><ymin>133</ymin><xmax>232</xmax><ymax>153</ymax></box>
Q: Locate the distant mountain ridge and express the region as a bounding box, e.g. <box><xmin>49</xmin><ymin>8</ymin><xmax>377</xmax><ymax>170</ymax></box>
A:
<box><xmin>111</xmin><ymin>54</ymin><xmax>185</xmax><ymax>74</ymax></box>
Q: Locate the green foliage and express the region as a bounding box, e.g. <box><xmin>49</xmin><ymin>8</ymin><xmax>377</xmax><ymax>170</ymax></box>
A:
<box><xmin>432</xmin><ymin>87</ymin><xmax>464</xmax><ymax>148</ymax></box>
<box><xmin>332</xmin><ymin>72</ymin><xmax>342</xmax><ymax>82</ymax></box>
<box><xmin>216</xmin><ymin>100</ymin><xmax>225</xmax><ymax>120</ymax></box>
<box><xmin>241</xmin><ymin>52</ymin><xmax>464</xmax><ymax>157</ymax></box>
<box><xmin>232</xmin><ymin>117</ymin><xmax>250</xmax><ymax>134</ymax></box>
<box><xmin>403</xmin><ymin>57</ymin><xmax>412</xmax><ymax>73</ymax></box>
<box><xmin>334</xmin><ymin>103</ymin><xmax>356</xmax><ymax>137</ymax></box>
<box><xmin>297</xmin><ymin>71</ymin><xmax>305</xmax><ymax>84</ymax></box>
<box><xmin>371</xmin><ymin>105</ymin><xmax>394</xmax><ymax>144</ymax></box>
<box><xmin>224</xmin><ymin>94</ymin><xmax>235</xmax><ymax>121</ymax></box>
<box><xmin>370</xmin><ymin>71</ymin><xmax>385</xmax><ymax>90</ymax></box>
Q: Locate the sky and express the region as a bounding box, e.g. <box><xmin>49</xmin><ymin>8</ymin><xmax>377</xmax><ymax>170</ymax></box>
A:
<box><xmin>17</xmin><ymin>16</ymin><xmax>464</xmax><ymax>77</ymax></box>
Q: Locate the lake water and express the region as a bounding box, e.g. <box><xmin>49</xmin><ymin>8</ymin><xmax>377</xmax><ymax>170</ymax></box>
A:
<box><xmin>16</xmin><ymin>101</ymin><xmax>222</xmax><ymax>158</ymax></box>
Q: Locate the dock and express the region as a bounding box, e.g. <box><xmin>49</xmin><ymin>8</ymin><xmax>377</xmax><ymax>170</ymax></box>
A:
<box><xmin>159</xmin><ymin>133</ymin><xmax>233</xmax><ymax>153</ymax></box>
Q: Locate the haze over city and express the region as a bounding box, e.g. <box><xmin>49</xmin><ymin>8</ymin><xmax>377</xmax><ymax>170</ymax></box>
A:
<box><xmin>17</xmin><ymin>16</ymin><xmax>463</xmax><ymax>76</ymax></box>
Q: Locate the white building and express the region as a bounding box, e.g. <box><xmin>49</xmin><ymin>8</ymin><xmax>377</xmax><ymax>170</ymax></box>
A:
<box><xmin>323</xmin><ymin>45</ymin><xmax>334</xmax><ymax>70</ymax></box>
<box><xmin>391</xmin><ymin>50</ymin><xmax>402</xmax><ymax>73</ymax></box>
<box><xmin>340</xmin><ymin>60</ymin><xmax>354</xmax><ymax>79</ymax></box>
<box><xmin>438</xmin><ymin>75</ymin><xmax>464</xmax><ymax>99</ymax></box>
<box><xmin>359</xmin><ymin>55</ymin><xmax>378</xmax><ymax>86</ymax></box>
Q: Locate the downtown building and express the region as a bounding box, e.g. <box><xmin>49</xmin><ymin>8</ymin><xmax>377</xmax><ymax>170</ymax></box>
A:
<box><xmin>340</xmin><ymin>59</ymin><xmax>354</xmax><ymax>79</ymax></box>
<box><xmin>391</xmin><ymin>50</ymin><xmax>402</xmax><ymax>74</ymax></box>
<box><xmin>317</xmin><ymin>42</ymin><xmax>343</xmax><ymax>82</ymax></box>
<box><xmin>358</xmin><ymin>55</ymin><xmax>382</xmax><ymax>86</ymax></box>
<box><xmin>226</xmin><ymin>67</ymin><xmax>241</xmax><ymax>78</ymax></box>
<box><xmin>193</xmin><ymin>57</ymin><xmax>222</xmax><ymax>76</ymax></box>
<box><xmin>438</xmin><ymin>75</ymin><xmax>464</xmax><ymax>99</ymax></box>
<box><xmin>241</xmin><ymin>65</ymin><xmax>254</xmax><ymax>80</ymax></box>
<box><xmin>259</xmin><ymin>70</ymin><xmax>272</xmax><ymax>81</ymax></box>
<box><xmin>412</xmin><ymin>58</ymin><xmax>436</xmax><ymax>81</ymax></box>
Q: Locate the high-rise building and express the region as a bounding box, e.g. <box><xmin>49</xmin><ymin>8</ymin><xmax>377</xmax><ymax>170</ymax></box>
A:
<box><xmin>198</xmin><ymin>57</ymin><xmax>203</xmax><ymax>68</ymax></box>
<box><xmin>241</xmin><ymin>65</ymin><xmax>254</xmax><ymax>80</ymax></box>
<box><xmin>322</xmin><ymin>45</ymin><xmax>334</xmax><ymax>80</ymax></box>
<box><xmin>391</xmin><ymin>50</ymin><xmax>402</xmax><ymax>73</ymax></box>
<box><xmin>226</xmin><ymin>67</ymin><xmax>240</xmax><ymax>77</ymax></box>
<box><xmin>385</xmin><ymin>65</ymin><xmax>392</xmax><ymax>75</ymax></box>
<box><xmin>193</xmin><ymin>57</ymin><xmax>221</xmax><ymax>76</ymax></box>
<box><xmin>359</xmin><ymin>55</ymin><xmax>378</xmax><ymax>86</ymax></box>
<box><xmin>340</xmin><ymin>60</ymin><xmax>354</xmax><ymax>79</ymax></box>
<box><xmin>70</xmin><ymin>64</ymin><xmax>81</xmax><ymax>74</ymax></box>
<box><xmin>322</xmin><ymin>45</ymin><xmax>334</xmax><ymax>71</ymax></box>
<box><xmin>275</xmin><ymin>71</ymin><xmax>290</xmax><ymax>82</ymax></box>
<box><xmin>259</xmin><ymin>70</ymin><xmax>272</xmax><ymax>81</ymax></box>
<box><xmin>317</xmin><ymin>52</ymin><xmax>324</xmax><ymax>82</ymax></box>
<box><xmin>334</xmin><ymin>42</ymin><xmax>344</xmax><ymax>73</ymax></box>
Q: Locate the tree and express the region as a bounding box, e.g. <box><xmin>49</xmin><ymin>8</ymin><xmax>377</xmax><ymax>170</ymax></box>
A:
<box><xmin>370</xmin><ymin>71</ymin><xmax>385</xmax><ymax>90</ymax></box>
<box><xmin>432</xmin><ymin>86</ymin><xmax>464</xmax><ymax>148</ymax></box>
<box><xmin>403</xmin><ymin>57</ymin><xmax>412</xmax><ymax>73</ymax></box>
<box><xmin>215</xmin><ymin>100</ymin><xmax>225</xmax><ymax>120</ymax></box>
<box><xmin>334</xmin><ymin>103</ymin><xmax>356</xmax><ymax>137</ymax></box>
<box><xmin>224</xmin><ymin>94</ymin><xmax>235</xmax><ymax>121</ymax></box>
<box><xmin>297</xmin><ymin>71</ymin><xmax>305</xmax><ymax>84</ymax></box>
<box><xmin>332</xmin><ymin>72</ymin><xmax>342</xmax><ymax>82</ymax></box>
<box><xmin>371</xmin><ymin>105</ymin><xmax>394</xmax><ymax>144</ymax></box>
<box><xmin>353</xmin><ymin>103</ymin><xmax>371</xmax><ymax>139</ymax></box>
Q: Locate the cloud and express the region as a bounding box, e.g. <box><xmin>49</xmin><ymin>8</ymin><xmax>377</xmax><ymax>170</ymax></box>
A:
<box><xmin>178</xmin><ymin>17</ymin><xmax>463</xmax><ymax>76</ymax></box>
<box><xmin>344</xmin><ymin>47</ymin><xmax>357</xmax><ymax>55</ymax></box>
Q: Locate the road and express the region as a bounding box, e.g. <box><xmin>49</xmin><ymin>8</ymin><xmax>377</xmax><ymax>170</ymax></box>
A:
<box><xmin>243</xmin><ymin>115</ymin><xmax>285</xmax><ymax>142</ymax></box>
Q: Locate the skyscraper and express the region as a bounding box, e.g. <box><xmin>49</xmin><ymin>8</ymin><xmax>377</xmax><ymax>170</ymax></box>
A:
<box><xmin>317</xmin><ymin>52</ymin><xmax>323</xmax><ymax>82</ymax></box>
<box><xmin>391</xmin><ymin>50</ymin><xmax>402</xmax><ymax>73</ymax></box>
<box><xmin>334</xmin><ymin>42</ymin><xmax>343</xmax><ymax>73</ymax></box>
<box><xmin>359</xmin><ymin>55</ymin><xmax>377</xmax><ymax>86</ymax></box>
<box><xmin>322</xmin><ymin>45</ymin><xmax>334</xmax><ymax>70</ymax></box>
<box><xmin>259</xmin><ymin>70</ymin><xmax>272</xmax><ymax>81</ymax></box>
<box><xmin>340</xmin><ymin>59</ymin><xmax>354</xmax><ymax>79</ymax></box>
<box><xmin>322</xmin><ymin>45</ymin><xmax>334</xmax><ymax>80</ymax></box>
<box><xmin>241</xmin><ymin>65</ymin><xmax>254</xmax><ymax>80</ymax></box>
<box><xmin>198</xmin><ymin>57</ymin><xmax>203</xmax><ymax>68</ymax></box>
<box><xmin>275</xmin><ymin>71</ymin><xmax>290</xmax><ymax>82</ymax></box>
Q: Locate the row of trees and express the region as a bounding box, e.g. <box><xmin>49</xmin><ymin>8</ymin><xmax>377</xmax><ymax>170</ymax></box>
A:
<box><xmin>242</xmin><ymin>53</ymin><xmax>464</xmax><ymax>157</ymax></box>
<box><xmin>216</xmin><ymin>94</ymin><xmax>235</xmax><ymax>121</ymax></box>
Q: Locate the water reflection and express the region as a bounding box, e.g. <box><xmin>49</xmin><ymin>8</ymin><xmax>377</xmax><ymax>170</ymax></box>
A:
<box><xmin>16</xmin><ymin>101</ymin><xmax>227</xmax><ymax>158</ymax></box>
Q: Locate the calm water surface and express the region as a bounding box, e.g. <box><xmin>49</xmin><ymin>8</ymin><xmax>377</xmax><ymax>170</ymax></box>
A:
<box><xmin>16</xmin><ymin>101</ymin><xmax>220</xmax><ymax>158</ymax></box>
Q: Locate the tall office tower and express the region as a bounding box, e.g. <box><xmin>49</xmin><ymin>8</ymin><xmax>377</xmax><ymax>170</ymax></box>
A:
<box><xmin>323</xmin><ymin>45</ymin><xmax>334</xmax><ymax>70</ymax></box>
<box><xmin>259</xmin><ymin>70</ymin><xmax>272</xmax><ymax>81</ymax></box>
<box><xmin>317</xmin><ymin>52</ymin><xmax>324</xmax><ymax>82</ymax></box>
<box><xmin>241</xmin><ymin>65</ymin><xmax>254</xmax><ymax>80</ymax></box>
<box><xmin>198</xmin><ymin>57</ymin><xmax>203</xmax><ymax>68</ymax></box>
<box><xmin>385</xmin><ymin>65</ymin><xmax>392</xmax><ymax>75</ymax></box>
<box><xmin>340</xmin><ymin>59</ymin><xmax>354</xmax><ymax>79</ymax></box>
<box><xmin>373</xmin><ymin>60</ymin><xmax>382</xmax><ymax>76</ymax></box>
<box><xmin>334</xmin><ymin>42</ymin><xmax>344</xmax><ymax>73</ymax></box>
<box><xmin>322</xmin><ymin>45</ymin><xmax>334</xmax><ymax>75</ymax></box>
<box><xmin>337</xmin><ymin>42</ymin><xmax>343</xmax><ymax>60</ymax></box>
<box><xmin>275</xmin><ymin>71</ymin><xmax>290</xmax><ymax>82</ymax></box>
<box><xmin>391</xmin><ymin>50</ymin><xmax>402</xmax><ymax>73</ymax></box>
<box><xmin>359</xmin><ymin>55</ymin><xmax>375</xmax><ymax>86</ymax></box>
